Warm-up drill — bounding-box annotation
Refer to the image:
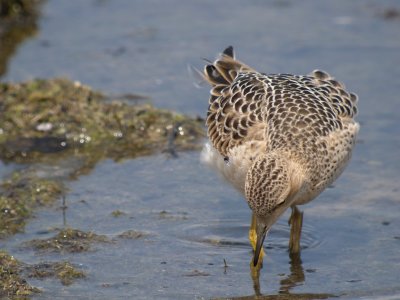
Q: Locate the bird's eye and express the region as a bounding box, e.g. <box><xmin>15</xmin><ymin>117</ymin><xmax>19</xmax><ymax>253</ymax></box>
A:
<box><xmin>224</xmin><ymin>157</ymin><xmax>229</xmax><ymax>164</ymax></box>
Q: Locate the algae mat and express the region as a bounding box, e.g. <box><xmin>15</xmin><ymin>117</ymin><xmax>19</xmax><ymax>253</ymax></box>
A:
<box><xmin>0</xmin><ymin>78</ymin><xmax>204</xmax><ymax>296</ymax></box>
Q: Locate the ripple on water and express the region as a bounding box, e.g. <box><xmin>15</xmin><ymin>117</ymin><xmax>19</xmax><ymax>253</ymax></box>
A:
<box><xmin>180</xmin><ymin>219</ymin><xmax>322</xmax><ymax>251</ymax></box>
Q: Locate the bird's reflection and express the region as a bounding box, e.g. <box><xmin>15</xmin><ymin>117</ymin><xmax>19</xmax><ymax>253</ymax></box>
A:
<box><xmin>250</xmin><ymin>252</ymin><xmax>308</xmax><ymax>298</ymax></box>
<box><xmin>279</xmin><ymin>252</ymin><xmax>305</xmax><ymax>294</ymax></box>
<box><xmin>214</xmin><ymin>252</ymin><xmax>333</xmax><ymax>300</ymax></box>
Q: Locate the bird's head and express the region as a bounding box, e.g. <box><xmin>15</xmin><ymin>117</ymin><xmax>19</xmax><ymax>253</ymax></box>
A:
<box><xmin>245</xmin><ymin>153</ymin><xmax>303</xmax><ymax>266</ymax></box>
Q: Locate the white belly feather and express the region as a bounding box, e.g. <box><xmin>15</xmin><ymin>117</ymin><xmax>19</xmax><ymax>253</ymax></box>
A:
<box><xmin>201</xmin><ymin>141</ymin><xmax>266</xmax><ymax>194</ymax></box>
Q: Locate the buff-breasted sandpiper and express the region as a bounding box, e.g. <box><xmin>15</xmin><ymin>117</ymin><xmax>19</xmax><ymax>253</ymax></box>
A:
<box><xmin>201</xmin><ymin>46</ymin><xmax>359</xmax><ymax>269</ymax></box>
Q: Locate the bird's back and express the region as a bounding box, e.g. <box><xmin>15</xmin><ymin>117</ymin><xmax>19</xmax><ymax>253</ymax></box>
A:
<box><xmin>203</xmin><ymin>46</ymin><xmax>359</xmax><ymax>202</ymax></box>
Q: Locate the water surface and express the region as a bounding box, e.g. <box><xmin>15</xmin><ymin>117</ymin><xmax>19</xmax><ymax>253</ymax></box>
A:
<box><xmin>1</xmin><ymin>0</ymin><xmax>400</xmax><ymax>299</ymax></box>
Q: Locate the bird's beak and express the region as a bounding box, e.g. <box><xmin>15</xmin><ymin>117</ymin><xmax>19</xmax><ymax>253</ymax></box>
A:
<box><xmin>253</xmin><ymin>223</ymin><xmax>268</xmax><ymax>266</ymax></box>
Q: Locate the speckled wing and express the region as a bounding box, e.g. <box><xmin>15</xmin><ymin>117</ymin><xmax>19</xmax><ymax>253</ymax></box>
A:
<box><xmin>257</xmin><ymin>70</ymin><xmax>359</xmax><ymax>193</ymax></box>
<box><xmin>204</xmin><ymin>48</ymin><xmax>268</xmax><ymax>157</ymax></box>
<box><xmin>308</xmin><ymin>70</ymin><xmax>359</xmax><ymax>192</ymax></box>
<box><xmin>203</xmin><ymin>47</ymin><xmax>359</xmax><ymax>182</ymax></box>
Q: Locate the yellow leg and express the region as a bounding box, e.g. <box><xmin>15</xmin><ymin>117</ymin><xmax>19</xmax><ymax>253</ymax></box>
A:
<box><xmin>249</xmin><ymin>213</ymin><xmax>264</xmax><ymax>271</ymax></box>
<box><xmin>288</xmin><ymin>206</ymin><xmax>303</xmax><ymax>254</ymax></box>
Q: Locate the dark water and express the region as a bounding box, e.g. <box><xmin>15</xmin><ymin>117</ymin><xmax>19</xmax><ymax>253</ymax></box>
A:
<box><xmin>1</xmin><ymin>0</ymin><xmax>400</xmax><ymax>299</ymax></box>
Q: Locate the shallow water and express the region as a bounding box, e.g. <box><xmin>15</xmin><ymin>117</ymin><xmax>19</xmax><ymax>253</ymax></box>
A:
<box><xmin>1</xmin><ymin>0</ymin><xmax>400</xmax><ymax>299</ymax></box>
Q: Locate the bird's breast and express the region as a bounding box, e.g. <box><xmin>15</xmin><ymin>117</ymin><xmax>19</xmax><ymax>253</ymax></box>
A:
<box><xmin>201</xmin><ymin>141</ymin><xmax>266</xmax><ymax>194</ymax></box>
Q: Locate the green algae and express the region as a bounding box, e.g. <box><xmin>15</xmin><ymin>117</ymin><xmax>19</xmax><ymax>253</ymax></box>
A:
<box><xmin>0</xmin><ymin>78</ymin><xmax>204</xmax><ymax>237</ymax></box>
<box><xmin>0</xmin><ymin>78</ymin><xmax>205</xmax><ymax>162</ymax></box>
<box><xmin>0</xmin><ymin>250</ymin><xmax>85</xmax><ymax>297</ymax></box>
<box><xmin>1</xmin><ymin>228</ymin><xmax>98</xmax><ymax>295</ymax></box>
<box><xmin>111</xmin><ymin>209</ymin><xmax>126</xmax><ymax>217</ymax></box>
<box><xmin>0</xmin><ymin>171</ymin><xmax>64</xmax><ymax>238</ymax></box>
<box><xmin>0</xmin><ymin>0</ymin><xmax>42</xmax><ymax>76</ymax></box>
<box><xmin>0</xmin><ymin>250</ymin><xmax>40</xmax><ymax>297</ymax></box>
<box><xmin>117</xmin><ymin>230</ymin><xmax>150</xmax><ymax>240</ymax></box>
<box><xmin>26</xmin><ymin>228</ymin><xmax>112</xmax><ymax>254</ymax></box>
<box><xmin>0</xmin><ymin>0</ymin><xmax>40</xmax><ymax>19</ymax></box>
<box><xmin>26</xmin><ymin>261</ymin><xmax>86</xmax><ymax>286</ymax></box>
<box><xmin>0</xmin><ymin>77</ymin><xmax>205</xmax><ymax>296</ymax></box>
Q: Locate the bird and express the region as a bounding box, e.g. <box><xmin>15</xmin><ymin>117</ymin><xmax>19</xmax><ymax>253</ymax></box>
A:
<box><xmin>200</xmin><ymin>46</ymin><xmax>359</xmax><ymax>269</ymax></box>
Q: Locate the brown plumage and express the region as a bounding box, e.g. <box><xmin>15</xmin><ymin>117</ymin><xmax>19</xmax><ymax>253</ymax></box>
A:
<box><xmin>201</xmin><ymin>46</ymin><xmax>359</xmax><ymax>266</ymax></box>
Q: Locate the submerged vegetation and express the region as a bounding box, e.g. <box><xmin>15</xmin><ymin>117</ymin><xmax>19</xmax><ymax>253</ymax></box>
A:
<box><xmin>0</xmin><ymin>78</ymin><xmax>204</xmax><ymax>162</ymax></box>
<box><xmin>26</xmin><ymin>261</ymin><xmax>86</xmax><ymax>286</ymax></box>
<box><xmin>0</xmin><ymin>0</ymin><xmax>42</xmax><ymax>76</ymax></box>
<box><xmin>0</xmin><ymin>0</ymin><xmax>40</xmax><ymax>19</ymax></box>
<box><xmin>0</xmin><ymin>250</ymin><xmax>85</xmax><ymax>297</ymax></box>
<box><xmin>0</xmin><ymin>77</ymin><xmax>205</xmax><ymax>295</ymax></box>
<box><xmin>0</xmin><ymin>4</ymin><xmax>203</xmax><ymax>293</ymax></box>
<box><xmin>0</xmin><ymin>251</ymin><xmax>40</xmax><ymax>297</ymax></box>
<box><xmin>0</xmin><ymin>170</ymin><xmax>64</xmax><ymax>238</ymax></box>
<box><xmin>26</xmin><ymin>228</ymin><xmax>111</xmax><ymax>254</ymax></box>
<box><xmin>0</xmin><ymin>77</ymin><xmax>205</xmax><ymax>237</ymax></box>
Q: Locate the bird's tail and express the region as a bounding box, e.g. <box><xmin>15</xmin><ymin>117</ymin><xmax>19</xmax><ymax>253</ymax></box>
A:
<box><xmin>203</xmin><ymin>46</ymin><xmax>254</xmax><ymax>91</ymax></box>
<box><xmin>310</xmin><ymin>69</ymin><xmax>359</xmax><ymax>118</ymax></box>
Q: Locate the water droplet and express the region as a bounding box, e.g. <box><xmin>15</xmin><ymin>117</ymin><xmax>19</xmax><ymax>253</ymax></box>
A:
<box><xmin>36</xmin><ymin>122</ymin><xmax>53</xmax><ymax>131</ymax></box>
